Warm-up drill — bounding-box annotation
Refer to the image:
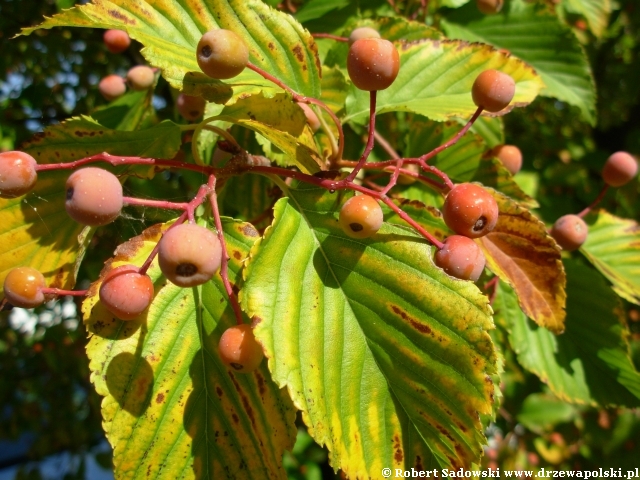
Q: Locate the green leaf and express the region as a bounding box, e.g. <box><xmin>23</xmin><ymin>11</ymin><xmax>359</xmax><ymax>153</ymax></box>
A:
<box><xmin>83</xmin><ymin>219</ymin><xmax>297</xmax><ymax>479</ymax></box>
<box><xmin>241</xmin><ymin>182</ymin><xmax>497</xmax><ymax>476</ymax></box>
<box><xmin>516</xmin><ymin>393</ymin><xmax>579</xmax><ymax>434</ymax></box>
<box><xmin>499</xmin><ymin>260</ymin><xmax>640</xmax><ymax>408</ymax></box>
<box><xmin>91</xmin><ymin>89</ymin><xmax>156</xmax><ymax>131</ymax></box>
<box><xmin>344</xmin><ymin>37</ymin><xmax>543</xmax><ymax>124</ymax></box>
<box><xmin>563</xmin><ymin>0</ymin><xmax>611</xmax><ymax>38</ymax></box>
<box><xmin>466</xmin><ymin>116</ymin><xmax>504</xmax><ymax>149</ymax></box>
<box><xmin>295</xmin><ymin>0</ymin><xmax>350</xmax><ymax>23</ymax></box>
<box><xmin>22</xmin><ymin>0</ymin><xmax>321</xmax><ymax>103</ymax></box>
<box><xmin>441</xmin><ymin>0</ymin><xmax>596</xmax><ymax>125</ymax></box>
<box><xmin>219</xmin><ymin>172</ymin><xmax>276</xmax><ymax>229</ymax></box>
<box><xmin>0</xmin><ymin>117</ymin><xmax>182</xmax><ymax>296</ymax></box>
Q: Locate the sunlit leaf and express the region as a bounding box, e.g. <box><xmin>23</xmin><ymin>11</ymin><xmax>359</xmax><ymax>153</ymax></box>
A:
<box><xmin>241</xmin><ymin>182</ymin><xmax>497</xmax><ymax>476</ymax></box>
<box><xmin>83</xmin><ymin>219</ymin><xmax>297</xmax><ymax>479</ymax></box>
<box><xmin>564</xmin><ymin>0</ymin><xmax>611</xmax><ymax>38</ymax></box>
<box><xmin>478</xmin><ymin>191</ymin><xmax>566</xmax><ymax>333</ymax></box>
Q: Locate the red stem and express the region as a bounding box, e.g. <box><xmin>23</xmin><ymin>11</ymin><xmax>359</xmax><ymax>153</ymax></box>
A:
<box><xmin>123</xmin><ymin>197</ymin><xmax>188</xmax><ymax>211</ymax></box>
<box><xmin>311</xmin><ymin>33</ymin><xmax>348</xmax><ymax>42</ymax></box>
<box><xmin>208</xmin><ymin>175</ymin><xmax>244</xmax><ymax>326</ymax></box>
<box><xmin>346</xmin><ymin>91</ymin><xmax>377</xmax><ymax>183</ymax></box>
<box><xmin>380</xmin><ymin>159</ymin><xmax>404</xmax><ymax>195</ymax></box>
<box><xmin>41</xmin><ymin>288</ymin><xmax>88</xmax><ymax>297</ymax></box>
<box><xmin>577</xmin><ymin>185</ymin><xmax>609</xmax><ymax>218</ymax></box>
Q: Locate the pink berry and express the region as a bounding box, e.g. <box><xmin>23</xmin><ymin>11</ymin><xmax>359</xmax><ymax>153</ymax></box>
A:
<box><xmin>476</xmin><ymin>0</ymin><xmax>503</xmax><ymax>14</ymax></box>
<box><xmin>176</xmin><ymin>94</ymin><xmax>206</xmax><ymax>122</ymax></box>
<box><xmin>550</xmin><ymin>214</ymin><xmax>588</xmax><ymax>251</ymax></box>
<box><xmin>126</xmin><ymin>65</ymin><xmax>155</xmax><ymax>91</ymax></box>
<box><xmin>218</xmin><ymin>324</ymin><xmax>264</xmax><ymax>373</ymax></box>
<box><xmin>442</xmin><ymin>183</ymin><xmax>499</xmax><ymax>238</ymax></box>
<box><xmin>196</xmin><ymin>29</ymin><xmax>249</xmax><ymax>80</ymax></box>
<box><xmin>492</xmin><ymin>144</ymin><xmax>523</xmax><ymax>175</ymax></box>
<box><xmin>157</xmin><ymin>223</ymin><xmax>222</xmax><ymax>287</ymax></box>
<box><xmin>298</xmin><ymin>103</ymin><xmax>321</xmax><ymax>132</ymax></box>
<box><xmin>602</xmin><ymin>151</ymin><xmax>638</xmax><ymax>187</ymax></box>
<box><xmin>3</xmin><ymin>267</ymin><xmax>46</xmax><ymax>308</ymax></box>
<box><xmin>339</xmin><ymin>195</ymin><xmax>384</xmax><ymax>239</ymax></box>
<box><xmin>0</xmin><ymin>151</ymin><xmax>38</xmax><ymax>198</ymax></box>
<box><xmin>347</xmin><ymin>38</ymin><xmax>400</xmax><ymax>91</ymax></box>
<box><xmin>103</xmin><ymin>29</ymin><xmax>130</xmax><ymax>54</ymax></box>
<box><xmin>99</xmin><ymin>265</ymin><xmax>154</xmax><ymax>320</ymax></box>
<box><xmin>348</xmin><ymin>27</ymin><xmax>381</xmax><ymax>46</ymax></box>
<box><xmin>99</xmin><ymin>75</ymin><xmax>126</xmax><ymax>101</ymax></box>
<box><xmin>434</xmin><ymin>235</ymin><xmax>486</xmax><ymax>282</ymax></box>
<box><xmin>65</xmin><ymin>167</ymin><xmax>123</xmax><ymax>226</ymax></box>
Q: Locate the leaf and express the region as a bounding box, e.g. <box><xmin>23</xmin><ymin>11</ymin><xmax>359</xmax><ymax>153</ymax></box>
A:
<box><xmin>466</xmin><ymin>116</ymin><xmax>504</xmax><ymax>149</ymax></box>
<box><xmin>83</xmin><ymin>219</ymin><xmax>297</xmax><ymax>479</ymax></box>
<box><xmin>406</xmin><ymin>120</ymin><xmax>534</xmax><ymax>205</ymax></box>
<box><xmin>295</xmin><ymin>0</ymin><xmax>350</xmax><ymax>23</ymax></box>
<box><xmin>22</xmin><ymin>0</ymin><xmax>321</xmax><ymax>103</ymax></box>
<box><xmin>344</xmin><ymin>37</ymin><xmax>543</xmax><ymax>124</ymax></box>
<box><xmin>564</xmin><ymin>0</ymin><xmax>611</xmax><ymax>38</ymax></box>
<box><xmin>581</xmin><ymin>210</ymin><xmax>640</xmax><ymax>306</ymax></box>
<box><xmin>217</xmin><ymin>93</ymin><xmax>323</xmax><ymax>173</ymax></box>
<box><xmin>241</xmin><ymin>182</ymin><xmax>497</xmax><ymax>476</ymax></box>
<box><xmin>516</xmin><ymin>393</ymin><xmax>579</xmax><ymax>434</ymax></box>
<box><xmin>478</xmin><ymin>191</ymin><xmax>566</xmax><ymax>333</ymax></box>
<box><xmin>498</xmin><ymin>260</ymin><xmax>640</xmax><ymax>408</ymax></box>
<box><xmin>0</xmin><ymin>117</ymin><xmax>182</xmax><ymax>296</ymax></box>
<box><xmin>219</xmin><ymin>172</ymin><xmax>277</xmax><ymax>229</ymax></box>
<box><xmin>441</xmin><ymin>0</ymin><xmax>596</xmax><ymax>125</ymax></box>
<box><xmin>91</xmin><ymin>89</ymin><xmax>156</xmax><ymax>131</ymax></box>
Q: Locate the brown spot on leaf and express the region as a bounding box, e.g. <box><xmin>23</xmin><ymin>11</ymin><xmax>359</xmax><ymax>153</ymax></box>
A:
<box><xmin>108</xmin><ymin>9</ymin><xmax>136</xmax><ymax>24</ymax></box>
<box><xmin>216</xmin><ymin>387</ymin><xmax>223</xmax><ymax>397</ymax></box>
<box><xmin>292</xmin><ymin>45</ymin><xmax>304</xmax><ymax>62</ymax></box>
<box><xmin>391</xmin><ymin>305</ymin><xmax>432</xmax><ymax>334</ymax></box>
<box><xmin>242</xmin><ymin>224</ymin><xmax>259</xmax><ymax>237</ymax></box>
<box><xmin>233</xmin><ymin>250</ymin><xmax>242</xmax><ymax>260</ymax></box>
<box><xmin>155</xmin><ymin>393</ymin><xmax>165</xmax><ymax>404</ymax></box>
<box><xmin>415</xmin><ymin>455</ymin><xmax>424</xmax><ymax>470</ymax></box>
<box><xmin>393</xmin><ymin>434</ymin><xmax>403</xmax><ymax>463</ymax></box>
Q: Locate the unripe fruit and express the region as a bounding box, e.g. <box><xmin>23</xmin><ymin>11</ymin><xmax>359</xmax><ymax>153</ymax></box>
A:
<box><xmin>3</xmin><ymin>267</ymin><xmax>46</xmax><ymax>308</ymax></box>
<box><xmin>0</xmin><ymin>151</ymin><xmax>38</xmax><ymax>198</ymax></box>
<box><xmin>348</xmin><ymin>27</ymin><xmax>381</xmax><ymax>46</ymax></box>
<box><xmin>298</xmin><ymin>103</ymin><xmax>321</xmax><ymax>132</ymax></box>
<box><xmin>99</xmin><ymin>75</ymin><xmax>126</xmax><ymax>101</ymax></box>
<box><xmin>196</xmin><ymin>29</ymin><xmax>249</xmax><ymax>80</ymax></box>
<box><xmin>339</xmin><ymin>194</ymin><xmax>384</xmax><ymax>239</ymax></box>
<box><xmin>218</xmin><ymin>324</ymin><xmax>264</xmax><ymax>373</ymax></box>
<box><xmin>471</xmin><ymin>70</ymin><xmax>515</xmax><ymax>113</ymax></box>
<box><xmin>442</xmin><ymin>183</ymin><xmax>499</xmax><ymax>238</ymax></box>
<box><xmin>99</xmin><ymin>265</ymin><xmax>154</xmax><ymax>320</ymax></box>
<box><xmin>176</xmin><ymin>94</ymin><xmax>206</xmax><ymax>122</ymax></box>
<box><xmin>158</xmin><ymin>223</ymin><xmax>222</xmax><ymax>287</ymax></box>
<box><xmin>347</xmin><ymin>38</ymin><xmax>400</xmax><ymax>91</ymax></box>
<box><xmin>551</xmin><ymin>214</ymin><xmax>588</xmax><ymax>251</ymax></box>
<box><xmin>65</xmin><ymin>167</ymin><xmax>123</xmax><ymax>226</ymax></box>
<box><xmin>126</xmin><ymin>65</ymin><xmax>155</xmax><ymax>91</ymax></box>
<box><xmin>602</xmin><ymin>151</ymin><xmax>638</xmax><ymax>187</ymax></box>
<box><xmin>476</xmin><ymin>0</ymin><xmax>503</xmax><ymax>14</ymax></box>
<box><xmin>103</xmin><ymin>29</ymin><xmax>131</xmax><ymax>54</ymax></box>
<box><xmin>492</xmin><ymin>144</ymin><xmax>522</xmax><ymax>175</ymax></box>
<box><xmin>435</xmin><ymin>235</ymin><xmax>486</xmax><ymax>282</ymax></box>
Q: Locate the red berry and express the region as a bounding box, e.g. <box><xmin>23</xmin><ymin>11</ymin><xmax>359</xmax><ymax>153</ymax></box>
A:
<box><xmin>3</xmin><ymin>267</ymin><xmax>46</xmax><ymax>308</ymax></box>
<box><xmin>434</xmin><ymin>235</ymin><xmax>486</xmax><ymax>282</ymax></box>
<box><xmin>348</xmin><ymin>27</ymin><xmax>381</xmax><ymax>46</ymax></box>
<box><xmin>103</xmin><ymin>29</ymin><xmax>130</xmax><ymax>54</ymax></box>
<box><xmin>157</xmin><ymin>223</ymin><xmax>222</xmax><ymax>287</ymax></box>
<box><xmin>99</xmin><ymin>75</ymin><xmax>126</xmax><ymax>101</ymax></box>
<box><xmin>492</xmin><ymin>144</ymin><xmax>522</xmax><ymax>175</ymax></box>
<box><xmin>442</xmin><ymin>183</ymin><xmax>499</xmax><ymax>238</ymax></box>
<box><xmin>347</xmin><ymin>38</ymin><xmax>400</xmax><ymax>91</ymax></box>
<box><xmin>65</xmin><ymin>167</ymin><xmax>123</xmax><ymax>226</ymax></box>
<box><xmin>602</xmin><ymin>151</ymin><xmax>638</xmax><ymax>187</ymax></box>
<box><xmin>476</xmin><ymin>0</ymin><xmax>503</xmax><ymax>14</ymax></box>
<box><xmin>126</xmin><ymin>65</ymin><xmax>155</xmax><ymax>91</ymax></box>
<box><xmin>0</xmin><ymin>151</ymin><xmax>38</xmax><ymax>198</ymax></box>
<box><xmin>176</xmin><ymin>94</ymin><xmax>206</xmax><ymax>122</ymax></box>
<box><xmin>99</xmin><ymin>265</ymin><xmax>154</xmax><ymax>320</ymax></box>
<box><xmin>218</xmin><ymin>324</ymin><xmax>264</xmax><ymax>373</ymax></box>
<box><xmin>197</xmin><ymin>30</ymin><xmax>249</xmax><ymax>80</ymax></box>
<box><xmin>550</xmin><ymin>214</ymin><xmax>588</xmax><ymax>251</ymax></box>
<box><xmin>339</xmin><ymin>194</ymin><xmax>384</xmax><ymax>239</ymax></box>
<box><xmin>472</xmin><ymin>70</ymin><xmax>515</xmax><ymax>113</ymax></box>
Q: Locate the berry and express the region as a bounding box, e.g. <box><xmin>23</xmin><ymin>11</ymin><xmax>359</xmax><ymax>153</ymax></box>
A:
<box><xmin>602</xmin><ymin>151</ymin><xmax>638</xmax><ymax>187</ymax></box>
<box><xmin>65</xmin><ymin>167</ymin><xmax>123</xmax><ymax>226</ymax></box>
<box><xmin>476</xmin><ymin>0</ymin><xmax>503</xmax><ymax>14</ymax></box>
<box><xmin>348</xmin><ymin>27</ymin><xmax>381</xmax><ymax>46</ymax></box>
<box><xmin>442</xmin><ymin>183</ymin><xmax>499</xmax><ymax>238</ymax></box>
<box><xmin>126</xmin><ymin>65</ymin><xmax>155</xmax><ymax>91</ymax></box>
<box><xmin>99</xmin><ymin>265</ymin><xmax>154</xmax><ymax>320</ymax></box>
<box><xmin>550</xmin><ymin>214</ymin><xmax>588</xmax><ymax>251</ymax></box>
<box><xmin>298</xmin><ymin>103</ymin><xmax>321</xmax><ymax>132</ymax></box>
<box><xmin>176</xmin><ymin>94</ymin><xmax>206</xmax><ymax>122</ymax></box>
<box><xmin>435</xmin><ymin>235</ymin><xmax>486</xmax><ymax>282</ymax></box>
<box><xmin>99</xmin><ymin>75</ymin><xmax>126</xmax><ymax>101</ymax></box>
<box><xmin>0</xmin><ymin>151</ymin><xmax>38</xmax><ymax>198</ymax></box>
<box><xmin>339</xmin><ymin>194</ymin><xmax>384</xmax><ymax>239</ymax></box>
<box><xmin>471</xmin><ymin>70</ymin><xmax>515</xmax><ymax>113</ymax></box>
<box><xmin>492</xmin><ymin>144</ymin><xmax>522</xmax><ymax>175</ymax></box>
<box><xmin>158</xmin><ymin>223</ymin><xmax>222</xmax><ymax>287</ymax></box>
<box><xmin>196</xmin><ymin>29</ymin><xmax>249</xmax><ymax>80</ymax></box>
<box><xmin>347</xmin><ymin>38</ymin><xmax>400</xmax><ymax>91</ymax></box>
<box><xmin>3</xmin><ymin>267</ymin><xmax>46</xmax><ymax>308</ymax></box>
<box><xmin>103</xmin><ymin>29</ymin><xmax>131</xmax><ymax>54</ymax></box>
<box><xmin>396</xmin><ymin>163</ymin><xmax>420</xmax><ymax>185</ymax></box>
<box><xmin>218</xmin><ymin>324</ymin><xmax>264</xmax><ymax>373</ymax></box>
